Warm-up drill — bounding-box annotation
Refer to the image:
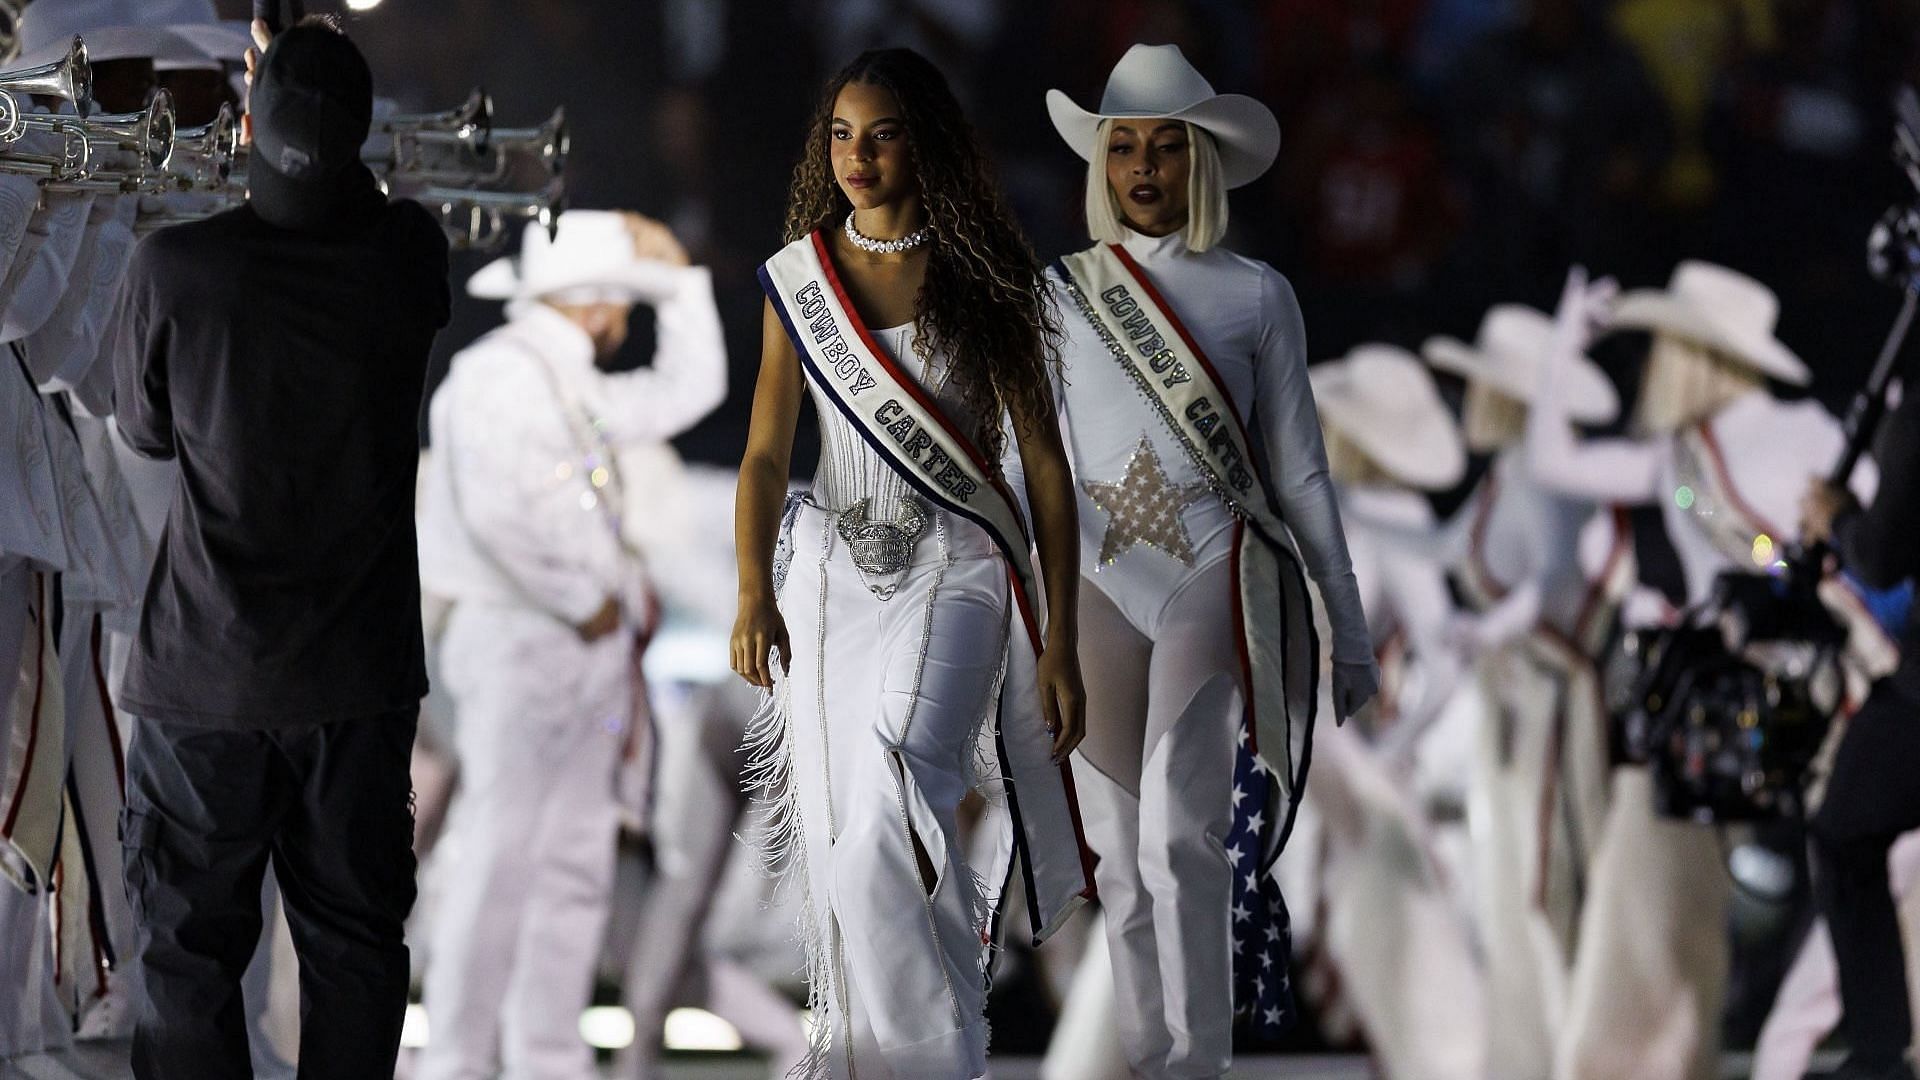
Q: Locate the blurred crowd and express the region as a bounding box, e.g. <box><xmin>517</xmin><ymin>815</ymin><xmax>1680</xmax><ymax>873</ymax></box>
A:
<box><xmin>315</xmin><ymin>0</ymin><xmax>1920</xmax><ymax>467</ymax></box>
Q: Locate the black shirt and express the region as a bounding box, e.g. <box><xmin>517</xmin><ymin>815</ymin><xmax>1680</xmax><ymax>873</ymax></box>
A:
<box><xmin>112</xmin><ymin>185</ymin><xmax>450</xmax><ymax>728</ymax></box>
<box><xmin>1835</xmin><ymin>381</ymin><xmax>1920</xmax><ymax>702</ymax></box>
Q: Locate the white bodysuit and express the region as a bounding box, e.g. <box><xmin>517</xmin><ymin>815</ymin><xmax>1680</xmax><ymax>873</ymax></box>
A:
<box><xmin>1046</xmin><ymin>228</ymin><xmax>1369</xmax><ymax>1079</ymax></box>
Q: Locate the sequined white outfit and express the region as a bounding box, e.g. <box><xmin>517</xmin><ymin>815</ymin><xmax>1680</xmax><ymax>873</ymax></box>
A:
<box><xmin>1273</xmin><ymin>485</ymin><xmax>1485</xmax><ymax>1080</ymax></box>
<box><xmin>1044</xmin><ymin>230</ymin><xmax>1369</xmax><ymax>1079</ymax></box>
<box><xmin>415</xmin><ymin>274</ymin><xmax>725</xmax><ymax>1080</ymax></box>
<box><xmin>1526</xmin><ymin>380</ymin><xmax>1862</xmax><ymax>1080</ymax></box>
<box><xmin>758</xmin><ymin>322</ymin><xmax>1018</xmax><ymax>1080</ymax></box>
<box><xmin>1447</xmin><ymin>447</ymin><xmax>1629</xmax><ymax>1080</ymax></box>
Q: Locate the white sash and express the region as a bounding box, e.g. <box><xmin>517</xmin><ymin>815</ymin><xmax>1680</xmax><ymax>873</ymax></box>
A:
<box><xmin>3</xmin><ymin>571</ymin><xmax>65</xmax><ymax>893</ymax></box>
<box><xmin>1680</xmin><ymin>419</ymin><xmax>1899</xmax><ymax>690</ymax></box>
<box><xmin>1057</xmin><ymin>243</ymin><xmax>1320</xmax><ymax>862</ymax></box>
<box><xmin>760</xmin><ymin>232</ymin><xmax>1095</xmax><ymax>941</ymax></box>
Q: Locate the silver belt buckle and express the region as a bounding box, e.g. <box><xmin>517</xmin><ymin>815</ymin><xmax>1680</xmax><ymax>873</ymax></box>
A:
<box><xmin>837</xmin><ymin>497</ymin><xmax>929</xmax><ymax>598</ymax></box>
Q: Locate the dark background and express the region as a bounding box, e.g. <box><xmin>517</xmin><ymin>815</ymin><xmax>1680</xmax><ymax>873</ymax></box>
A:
<box><xmin>216</xmin><ymin>0</ymin><xmax>1920</xmax><ymax>471</ymax></box>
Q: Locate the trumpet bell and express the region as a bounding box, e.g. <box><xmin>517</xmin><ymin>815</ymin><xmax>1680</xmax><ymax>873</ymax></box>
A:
<box><xmin>377</xmin><ymin>86</ymin><xmax>492</xmax><ymax>141</ymax></box>
<box><xmin>414</xmin><ymin>177</ymin><xmax>567</xmax><ymax>251</ymax></box>
<box><xmin>169</xmin><ymin>102</ymin><xmax>238</xmax><ymax>188</ymax></box>
<box><xmin>487</xmin><ymin>106</ymin><xmax>568</xmax><ymax>176</ymax></box>
<box><xmin>82</xmin><ymin>89</ymin><xmax>176</xmax><ymax>171</ymax></box>
<box><xmin>0</xmin><ymin>36</ymin><xmax>93</xmax><ymax>119</ymax></box>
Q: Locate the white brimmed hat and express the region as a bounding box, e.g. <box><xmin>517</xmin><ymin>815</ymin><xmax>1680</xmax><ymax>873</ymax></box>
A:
<box><xmin>1423</xmin><ymin>304</ymin><xmax>1619</xmax><ymax>424</ymax></box>
<box><xmin>159</xmin><ymin>19</ymin><xmax>252</xmax><ymax>71</ymax></box>
<box><xmin>468</xmin><ymin>210</ymin><xmax>678</xmax><ymax>304</ymax></box>
<box><xmin>1605</xmin><ymin>260</ymin><xmax>1809</xmax><ymax>386</ymax></box>
<box><xmin>1046</xmin><ymin>43</ymin><xmax>1281</xmax><ymax>189</ymax></box>
<box><xmin>11</xmin><ymin>0</ymin><xmax>214</xmax><ymax>70</ymax></box>
<box><xmin>1311</xmin><ymin>344</ymin><xmax>1465</xmax><ymax>491</ymax></box>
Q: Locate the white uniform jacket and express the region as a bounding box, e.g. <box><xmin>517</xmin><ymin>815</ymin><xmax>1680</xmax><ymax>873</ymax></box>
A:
<box><xmin>417</xmin><ymin>267</ymin><xmax>726</xmax><ymax>626</ymax></box>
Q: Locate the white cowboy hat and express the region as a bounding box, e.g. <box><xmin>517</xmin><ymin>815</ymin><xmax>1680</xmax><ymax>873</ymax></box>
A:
<box><xmin>1046</xmin><ymin>43</ymin><xmax>1281</xmax><ymax>189</ymax></box>
<box><xmin>468</xmin><ymin>210</ymin><xmax>679</xmax><ymax>304</ymax></box>
<box><xmin>157</xmin><ymin>19</ymin><xmax>252</xmax><ymax>72</ymax></box>
<box><xmin>1311</xmin><ymin>344</ymin><xmax>1466</xmax><ymax>491</ymax></box>
<box><xmin>1423</xmin><ymin>304</ymin><xmax>1620</xmax><ymax>424</ymax></box>
<box><xmin>10</xmin><ymin>0</ymin><xmax>214</xmax><ymax>70</ymax></box>
<box><xmin>1605</xmin><ymin>260</ymin><xmax>1809</xmax><ymax>386</ymax></box>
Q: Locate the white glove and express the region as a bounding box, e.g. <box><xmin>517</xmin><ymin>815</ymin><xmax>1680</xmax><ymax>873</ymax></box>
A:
<box><xmin>1331</xmin><ymin>659</ymin><xmax>1380</xmax><ymax>727</ymax></box>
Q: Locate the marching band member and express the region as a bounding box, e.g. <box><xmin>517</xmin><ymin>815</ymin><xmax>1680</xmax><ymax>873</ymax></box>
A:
<box><xmin>0</xmin><ymin>0</ymin><xmax>168</xmax><ymax>1043</ymax></box>
<box><xmin>1040</xmin><ymin>43</ymin><xmax>1375</xmax><ymax>1078</ymax></box>
<box><xmin>1285</xmin><ymin>345</ymin><xmax>1484</xmax><ymax>1079</ymax></box>
<box><xmin>415</xmin><ymin>209</ymin><xmax>725</xmax><ymax>1080</ymax></box>
<box><xmin>1527</xmin><ymin>262</ymin><xmax>1870</xmax><ymax>1080</ymax></box>
<box><xmin>1421</xmin><ymin>303</ymin><xmax>1631</xmax><ymax>1079</ymax></box>
<box><xmin>734</xmin><ymin>47</ymin><xmax>1093</xmax><ymax>1080</ymax></box>
<box><xmin>0</xmin><ymin>183</ymin><xmax>73</xmax><ymax>1059</ymax></box>
<box><xmin>616</xmin><ymin>465</ymin><xmax>808</xmax><ymax>1080</ymax></box>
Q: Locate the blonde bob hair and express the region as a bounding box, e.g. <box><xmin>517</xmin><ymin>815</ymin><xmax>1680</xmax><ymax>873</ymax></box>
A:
<box><xmin>1084</xmin><ymin>118</ymin><xmax>1228</xmax><ymax>252</ymax></box>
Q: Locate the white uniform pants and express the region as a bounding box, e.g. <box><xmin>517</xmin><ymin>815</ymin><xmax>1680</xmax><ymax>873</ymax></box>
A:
<box><xmin>0</xmin><ymin>563</ymin><xmax>65</xmax><ymax>1057</ymax></box>
<box><xmin>617</xmin><ymin>679</ymin><xmax>805</xmax><ymax>1079</ymax></box>
<box><xmin>1283</xmin><ymin>718</ymin><xmax>1486</xmax><ymax>1080</ymax></box>
<box><xmin>1471</xmin><ymin>641</ymin><xmax>1610</xmax><ymax>1079</ymax></box>
<box><xmin>772</xmin><ymin>503</ymin><xmax>1005</xmax><ymax>1080</ymax></box>
<box><xmin>57</xmin><ymin>602</ymin><xmax>136</xmax><ymax>1029</ymax></box>
<box><xmin>1557</xmin><ymin>767</ymin><xmax>1729</xmax><ymax>1080</ymax></box>
<box><xmin>1073</xmin><ymin>556</ymin><xmax>1241</xmax><ymax>1079</ymax></box>
<box><xmin>418</xmin><ymin>603</ymin><xmax>629</xmax><ymax>1080</ymax></box>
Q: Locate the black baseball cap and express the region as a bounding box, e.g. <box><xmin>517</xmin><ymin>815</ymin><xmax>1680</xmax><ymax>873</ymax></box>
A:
<box><xmin>250</xmin><ymin>23</ymin><xmax>372</xmax><ymax>184</ymax></box>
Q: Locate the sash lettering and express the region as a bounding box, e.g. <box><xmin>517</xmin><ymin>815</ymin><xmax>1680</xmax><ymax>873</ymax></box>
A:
<box><xmin>795</xmin><ymin>281</ymin><xmax>877</xmax><ymax>397</ymax></box>
<box><xmin>1098</xmin><ymin>283</ymin><xmax>1191</xmax><ymax>387</ymax></box>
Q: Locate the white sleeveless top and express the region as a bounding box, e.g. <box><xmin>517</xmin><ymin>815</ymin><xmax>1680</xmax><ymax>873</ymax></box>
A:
<box><xmin>808</xmin><ymin>323</ymin><xmax>968</xmax><ymax>490</ymax></box>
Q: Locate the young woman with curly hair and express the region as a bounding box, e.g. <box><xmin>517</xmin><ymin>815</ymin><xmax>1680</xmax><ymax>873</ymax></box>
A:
<box><xmin>731</xmin><ymin>48</ymin><xmax>1094</xmax><ymax>1080</ymax></box>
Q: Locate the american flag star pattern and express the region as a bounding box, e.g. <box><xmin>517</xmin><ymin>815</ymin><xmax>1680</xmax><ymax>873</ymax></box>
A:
<box><xmin>1229</xmin><ymin>715</ymin><xmax>1297</xmax><ymax>1038</ymax></box>
<box><xmin>1082</xmin><ymin>435</ymin><xmax>1212</xmax><ymax>568</ymax></box>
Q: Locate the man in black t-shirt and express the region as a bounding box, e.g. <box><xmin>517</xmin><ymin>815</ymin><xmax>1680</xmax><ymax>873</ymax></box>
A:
<box><xmin>1802</xmin><ymin>375</ymin><xmax>1920</xmax><ymax>1080</ymax></box>
<box><xmin>111</xmin><ymin>21</ymin><xmax>450</xmax><ymax>1079</ymax></box>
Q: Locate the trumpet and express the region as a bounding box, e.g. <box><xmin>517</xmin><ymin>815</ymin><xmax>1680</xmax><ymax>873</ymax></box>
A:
<box><xmin>165</xmin><ymin>102</ymin><xmax>239</xmax><ymax>191</ymax></box>
<box><xmin>0</xmin><ymin>37</ymin><xmax>93</xmax><ymax>140</ymax></box>
<box><xmin>375</xmin><ymin>106</ymin><xmax>567</xmax><ymax>188</ymax></box>
<box><xmin>472</xmin><ymin>106</ymin><xmax>567</xmax><ymax>176</ymax></box>
<box><xmin>413</xmin><ymin>178</ymin><xmax>565</xmax><ymax>251</ymax></box>
<box><xmin>39</xmin><ymin>90</ymin><xmax>176</xmax><ymax>191</ymax></box>
<box><xmin>371</xmin><ymin>88</ymin><xmax>494</xmax><ymax>173</ymax></box>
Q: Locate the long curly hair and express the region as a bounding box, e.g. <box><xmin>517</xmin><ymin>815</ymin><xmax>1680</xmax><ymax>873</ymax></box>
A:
<box><xmin>783</xmin><ymin>48</ymin><xmax>1060</xmax><ymax>458</ymax></box>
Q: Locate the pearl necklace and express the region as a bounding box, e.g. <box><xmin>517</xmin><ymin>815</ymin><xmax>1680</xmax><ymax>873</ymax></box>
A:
<box><xmin>843</xmin><ymin>212</ymin><xmax>931</xmax><ymax>255</ymax></box>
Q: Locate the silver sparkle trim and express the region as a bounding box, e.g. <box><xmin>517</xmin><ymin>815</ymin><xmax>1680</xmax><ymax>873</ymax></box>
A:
<box><xmin>1056</xmin><ymin>270</ymin><xmax>1248</xmax><ymax>523</ymax></box>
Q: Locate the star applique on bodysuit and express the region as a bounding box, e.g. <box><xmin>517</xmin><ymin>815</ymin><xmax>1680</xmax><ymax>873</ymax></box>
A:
<box><xmin>1084</xmin><ymin>435</ymin><xmax>1212</xmax><ymax>568</ymax></box>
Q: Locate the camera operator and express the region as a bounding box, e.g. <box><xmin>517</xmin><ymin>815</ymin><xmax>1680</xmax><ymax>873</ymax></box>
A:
<box><xmin>1801</xmin><ymin>369</ymin><xmax>1920</xmax><ymax>1080</ymax></box>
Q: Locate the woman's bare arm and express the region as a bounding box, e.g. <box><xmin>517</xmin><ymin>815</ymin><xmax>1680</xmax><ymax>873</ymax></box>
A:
<box><xmin>731</xmin><ymin>298</ymin><xmax>805</xmax><ymax>687</ymax></box>
<box><xmin>1013</xmin><ymin>402</ymin><xmax>1086</xmax><ymax>761</ymax></box>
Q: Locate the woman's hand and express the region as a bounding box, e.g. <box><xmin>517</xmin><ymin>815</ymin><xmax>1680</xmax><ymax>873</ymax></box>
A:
<box><xmin>1037</xmin><ymin>642</ymin><xmax>1086</xmax><ymax>764</ymax></box>
<box><xmin>1331</xmin><ymin>659</ymin><xmax>1380</xmax><ymax>727</ymax></box>
<box><xmin>730</xmin><ymin>593</ymin><xmax>791</xmax><ymax>689</ymax></box>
